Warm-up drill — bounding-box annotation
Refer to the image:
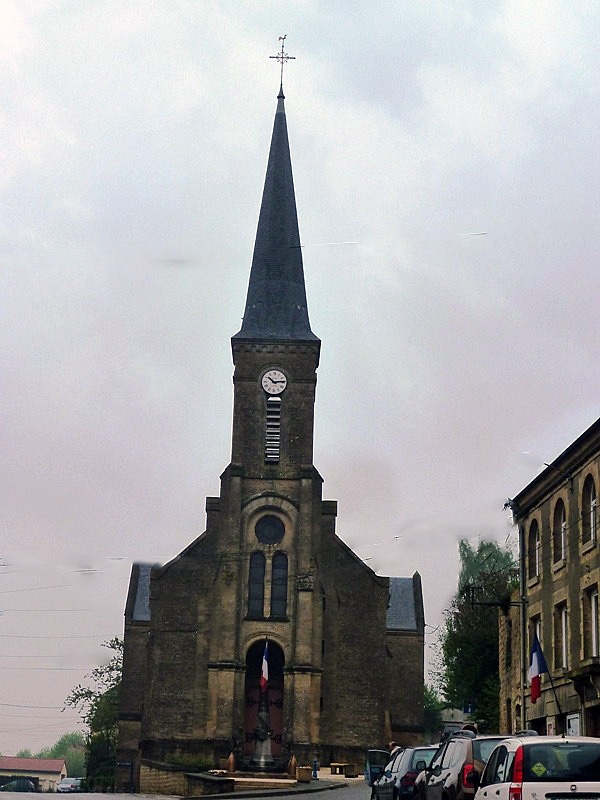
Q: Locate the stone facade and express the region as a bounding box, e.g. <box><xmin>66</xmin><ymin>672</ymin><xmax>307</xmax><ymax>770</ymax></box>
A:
<box><xmin>500</xmin><ymin>417</ymin><xmax>600</xmax><ymax>736</ymax></box>
<box><xmin>498</xmin><ymin>593</ymin><xmax>521</xmax><ymax>734</ymax></box>
<box><xmin>116</xmin><ymin>89</ymin><xmax>424</xmax><ymax>791</ymax></box>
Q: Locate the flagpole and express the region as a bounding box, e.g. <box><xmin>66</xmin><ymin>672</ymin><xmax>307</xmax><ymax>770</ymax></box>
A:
<box><xmin>545</xmin><ymin>670</ymin><xmax>564</xmax><ymax>719</ymax></box>
<box><xmin>529</xmin><ymin>632</ymin><xmax>564</xmax><ymax>723</ymax></box>
<box><xmin>252</xmin><ymin>637</ymin><xmax>273</xmax><ymax>769</ymax></box>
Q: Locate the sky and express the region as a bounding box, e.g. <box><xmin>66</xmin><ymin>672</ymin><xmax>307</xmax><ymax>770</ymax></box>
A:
<box><xmin>2</xmin><ymin>0</ymin><xmax>600</xmax><ymax>756</ymax></box>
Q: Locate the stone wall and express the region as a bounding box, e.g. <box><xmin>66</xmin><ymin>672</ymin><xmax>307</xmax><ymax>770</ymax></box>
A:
<box><xmin>498</xmin><ymin>596</ymin><xmax>521</xmax><ymax>733</ymax></box>
<box><xmin>317</xmin><ymin>534</ymin><xmax>389</xmax><ymax>751</ymax></box>
<box><xmin>139</xmin><ymin>762</ymin><xmax>186</xmax><ymax>795</ymax></box>
<box><xmin>386</xmin><ymin>629</ymin><xmax>425</xmax><ymax>744</ymax></box>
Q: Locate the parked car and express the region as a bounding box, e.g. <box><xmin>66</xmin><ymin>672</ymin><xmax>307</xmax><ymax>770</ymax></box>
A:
<box><xmin>415</xmin><ymin>731</ymin><xmax>508</xmax><ymax>800</ymax></box>
<box><xmin>365</xmin><ymin>749</ymin><xmax>392</xmax><ymax>788</ymax></box>
<box><xmin>56</xmin><ymin>778</ymin><xmax>82</xmax><ymax>793</ymax></box>
<box><xmin>372</xmin><ymin>745</ymin><xmax>438</xmax><ymax>800</ymax></box>
<box><xmin>0</xmin><ymin>779</ymin><xmax>36</xmax><ymax>792</ymax></box>
<box><xmin>475</xmin><ymin>735</ymin><xmax>600</xmax><ymax>800</ymax></box>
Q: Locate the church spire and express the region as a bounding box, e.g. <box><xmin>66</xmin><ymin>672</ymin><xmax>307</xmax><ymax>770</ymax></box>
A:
<box><xmin>233</xmin><ymin>85</ymin><xmax>318</xmax><ymax>342</ymax></box>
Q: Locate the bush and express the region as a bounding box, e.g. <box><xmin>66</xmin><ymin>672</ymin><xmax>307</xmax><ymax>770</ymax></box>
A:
<box><xmin>164</xmin><ymin>753</ymin><xmax>214</xmax><ymax>771</ymax></box>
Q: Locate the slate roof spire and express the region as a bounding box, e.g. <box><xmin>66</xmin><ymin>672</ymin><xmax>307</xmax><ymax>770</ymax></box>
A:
<box><xmin>233</xmin><ymin>87</ymin><xmax>318</xmax><ymax>342</ymax></box>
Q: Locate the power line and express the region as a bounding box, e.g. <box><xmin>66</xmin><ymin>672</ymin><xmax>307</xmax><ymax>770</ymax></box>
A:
<box><xmin>0</xmin><ymin>722</ymin><xmax>79</xmax><ymax>734</ymax></box>
<box><xmin>0</xmin><ymin>713</ymin><xmax>71</xmax><ymax>719</ymax></box>
<box><xmin>1</xmin><ymin>609</ymin><xmax>93</xmax><ymax>613</ymax></box>
<box><xmin>0</xmin><ymin>655</ymin><xmax>61</xmax><ymax>659</ymax></box>
<box><xmin>0</xmin><ymin>666</ymin><xmax>90</xmax><ymax>671</ymax></box>
<box><xmin>0</xmin><ymin>703</ymin><xmax>63</xmax><ymax>709</ymax></box>
<box><xmin>0</xmin><ymin>583</ymin><xmax>73</xmax><ymax>594</ymax></box>
<box><xmin>0</xmin><ymin>634</ymin><xmax>115</xmax><ymax>639</ymax></box>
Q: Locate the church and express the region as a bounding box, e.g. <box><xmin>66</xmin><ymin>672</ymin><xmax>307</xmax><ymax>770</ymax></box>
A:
<box><xmin>116</xmin><ymin>73</ymin><xmax>425</xmax><ymax>789</ymax></box>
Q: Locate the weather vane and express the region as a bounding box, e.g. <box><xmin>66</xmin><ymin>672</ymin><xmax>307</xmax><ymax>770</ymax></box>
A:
<box><xmin>270</xmin><ymin>35</ymin><xmax>295</xmax><ymax>89</ymax></box>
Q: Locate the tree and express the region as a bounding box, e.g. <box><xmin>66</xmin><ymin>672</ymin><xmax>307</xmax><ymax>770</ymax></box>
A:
<box><xmin>38</xmin><ymin>732</ymin><xmax>86</xmax><ymax>776</ymax></box>
<box><xmin>423</xmin><ymin>684</ymin><xmax>444</xmax><ymax>742</ymax></box>
<box><xmin>65</xmin><ymin>638</ymin><xmax>122</xmax><ymax>789</ymax></box>
<box><xmin>435</xmin><ymin>539</ymin><xmax>517</xmax><ymax>732</ymax></box>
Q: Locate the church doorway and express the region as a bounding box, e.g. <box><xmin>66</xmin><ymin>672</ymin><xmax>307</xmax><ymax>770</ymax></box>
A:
<box><xmin>244</xmin><ymin>640</ymin><xmax>284</xmax><ymax>762</ymax></box>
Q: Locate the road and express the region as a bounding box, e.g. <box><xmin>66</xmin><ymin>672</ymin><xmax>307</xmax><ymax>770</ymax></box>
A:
<box><xmin>304</xmin><ymin>781</ymin><xmax>372</xmax><ymax>800</ymax></box>
<box><xmin>0</xmin><ymin>786</ymin><xmax>372</xmax><ymax>800</ymax></box>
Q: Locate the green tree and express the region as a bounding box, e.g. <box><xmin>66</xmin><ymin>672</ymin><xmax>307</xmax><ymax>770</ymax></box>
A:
<box><xmin>37</xmin><ymin>732</ymin><xmax>86</xmax><ymax>776</ymax></box>
<box><xmin>16</xmin><ymin>749</ymin><xmax>32</xmax><ymax>758</ymax></box>
<box><xmin>65</xmin><ymin>638</ymin><xmax>122</xmax><ymax>790</ymax></box>
<box><xmin>45</xmin><ymin>732</ymin><xmax>85</xmax><ymax>755</ymax></box>
<box><xmin>423</xmin><ymin>684</ymin><xmax>444</xmax><ymax>742</ymax></box>
<box><xmin>436</xmin><ymin>540</ymin><xmax>517</xmax><ymax>732</ymax></box>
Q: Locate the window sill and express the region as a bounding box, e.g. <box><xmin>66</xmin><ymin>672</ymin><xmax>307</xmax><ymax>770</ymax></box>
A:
<box><xmin>528</xmin><ymin>575</ymin><xmax>541</xmax><ymax>588</ymax></box>
<box><xmin>552</xmin><ymin>558</ymin><xmax>566</xmax><ymax>574</ymax></box>
<box><xmin>580</xmin><ymin>656</ymin><xmax>600</xmax><ymax>668</ymax></box>
<box><xmin>582</xmin><ymin>538</ymin><xmax>597</xmax><ymax>555</ymax></box>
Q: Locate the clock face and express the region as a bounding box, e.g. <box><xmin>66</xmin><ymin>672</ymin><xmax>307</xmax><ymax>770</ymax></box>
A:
<box><xmin>261</xmin><ymin>369</ymin><xmax>287</xmax><ymax>395</ymax></box>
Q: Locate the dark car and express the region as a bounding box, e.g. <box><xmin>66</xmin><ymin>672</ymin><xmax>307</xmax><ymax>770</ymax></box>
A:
<box><xmin>373</xmin><ymin>745</ymin><xmax>438</xmax><ymax>800</ymax></box>
<box><xmin>414</xmin><ymin>732</ymin><xmax>508</xmax><ymax>800</ymax></box>
<box><xmin>0</xmin><ymin>779</ymin><xmax>36</xmax><ymax>792</ymax></box>
<box><xmin>365</xmin><ymin>749</ymin><xmax>392</xmax><ymax>788</ymax></box>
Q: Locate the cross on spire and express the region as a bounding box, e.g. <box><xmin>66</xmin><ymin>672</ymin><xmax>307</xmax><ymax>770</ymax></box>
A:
<box><xmin>270</xmin><ymin>35</ymin><xmax>295</xmax><ymax>91</ymax></box>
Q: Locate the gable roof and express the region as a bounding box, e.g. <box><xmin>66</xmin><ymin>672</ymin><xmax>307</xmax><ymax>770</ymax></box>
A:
<box><xmin>0</xmin><ymin>756</ymin><xmax>66</xmax><ymax>774</ymax></box>
<box><xmin>512</xmin><ymin>415</ymin><xmax>600</xmax><ymax>516</ymax></box>
<box><xmin>386</xmin><ymin>573</ymin><xmax>424</xmax><ymax>631</ymax></box>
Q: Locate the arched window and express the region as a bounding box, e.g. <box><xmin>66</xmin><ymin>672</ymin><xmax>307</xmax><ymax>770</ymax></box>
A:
<box><xmin>270</xmin><ymin>552</ymin><xmax>288</xmax><ymax>618</ymax></box>
<box><xmin>527</xmin><ymin>520</ymin><xmax>541</xmax><ymax>579</ymax></box>
<box><xmin>582</xmin><ymin>475</ymin><xmax>598</xmax><ymax>545</ymax></box>
<box><xmin>553</xmin><ymin>500</ymin><xmax>567</xmax><ymax>563</ymax></box>
<box><xmin>248</xmin><ymin>552</ymin><xmax>265</xmax><ymax>618</ymax></box>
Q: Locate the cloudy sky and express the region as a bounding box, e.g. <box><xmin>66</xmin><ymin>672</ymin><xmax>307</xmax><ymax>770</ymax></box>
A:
<box><xmin>2</xmin><ymin>0</ymin><xmax>599</xmax><ymax>755</ymax></box>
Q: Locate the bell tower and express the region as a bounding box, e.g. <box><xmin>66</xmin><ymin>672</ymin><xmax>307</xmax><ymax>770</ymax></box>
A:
<box><xmin>231</xmin><ymin>86</ymin><xmax>320</xmax><ymax>477</ymax></box>
<box><xmin>220</xmin><ymin>84</ymin><xmax>326</xmax><ymax>761</ymax></box>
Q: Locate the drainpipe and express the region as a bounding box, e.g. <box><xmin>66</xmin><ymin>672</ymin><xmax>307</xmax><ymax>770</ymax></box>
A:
<box><xmin>518</xmin><ymin>521</ymin><xmax>527</xmax><ymax>730</ymax></box>
<box><xmin>506</xmin><ymin>498</ymin><xmax>527</xmax><ymax>732</ymax></box>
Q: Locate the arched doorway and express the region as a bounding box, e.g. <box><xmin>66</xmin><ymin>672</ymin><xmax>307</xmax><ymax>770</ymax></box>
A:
<box><xmin>244</xmin><ymin>640</ymin><xmax>284</xmax><ymax>763</ymax></box>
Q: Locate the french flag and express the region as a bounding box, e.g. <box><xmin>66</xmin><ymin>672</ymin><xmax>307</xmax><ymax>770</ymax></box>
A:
<box><xmin>260</xmin><ymin>640</ymin><xmax>269</xmax><ymax>693</ymax></box>
<box><xmin>528</xmin><ymin>632</ymin><xmax>548</xmax><ymax>703</ymax></box>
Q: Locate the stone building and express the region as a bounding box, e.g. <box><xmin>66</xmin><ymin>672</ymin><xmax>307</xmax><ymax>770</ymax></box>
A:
<box><xmin>500</xmin><ymin>417</ymin><xmax>600</xmax><ymax>736</ymax></box>
<box><xmin>116</xmin><ymin>85</ymin><xmax>425</xmax><ymax>790</ymax></box>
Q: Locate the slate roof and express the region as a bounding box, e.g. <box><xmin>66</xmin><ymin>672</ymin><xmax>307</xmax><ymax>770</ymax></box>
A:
<box><xmin>0</xmin><ymin>756</ymin><xmax>66</xmax><ymax>774</ymax></box>
<box><xmin>132</xmin><ymin>563</ymin><xmax>152</xmax><ymax>621</ymax></box>
<box><xmin>386</xmin><ymin>576</ymin><xmax>419</xmax><ymax>631</ymax></box>
<box><xmin>233</xmin><ymin>89</ymin><xmax>318</xmax><ymax>342</ymax></box>
<box><xmin>128</xmin><ymin>562</ymin><xmax>152</xmax><ymax>622</ymax></box>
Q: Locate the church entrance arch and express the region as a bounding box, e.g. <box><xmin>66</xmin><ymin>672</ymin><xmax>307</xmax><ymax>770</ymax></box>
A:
<box><xmin>244</xmin><ymin>640</ymin><xmax>284</xmax><ymax>763</ymax></box>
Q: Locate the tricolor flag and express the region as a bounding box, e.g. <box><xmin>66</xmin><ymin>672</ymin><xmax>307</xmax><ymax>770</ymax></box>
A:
<box><xmin>528</xmin><ymin>632</ymin><xmax>548</xmax><ymax>703</ymax></box>
<box><xmin>260</xmin><ymin>640</ymin><xmax>269</xmax><ymax>693</ymax></box>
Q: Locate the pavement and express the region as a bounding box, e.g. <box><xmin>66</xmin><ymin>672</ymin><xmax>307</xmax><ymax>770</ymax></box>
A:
<box><xmin>50</xmin><ymin>778</ymin><xmax>365</xmax><ymax>800</ymax></box>
<box><xmin>186</xmin><ymin>770</ymin><xmax>365</xmax><ymax>798</ymax></box>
